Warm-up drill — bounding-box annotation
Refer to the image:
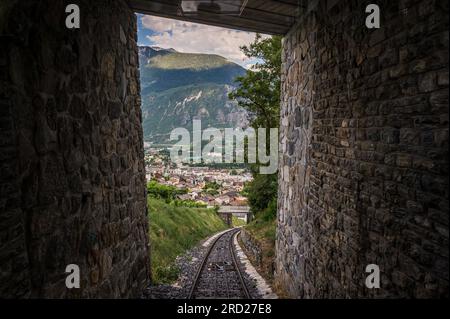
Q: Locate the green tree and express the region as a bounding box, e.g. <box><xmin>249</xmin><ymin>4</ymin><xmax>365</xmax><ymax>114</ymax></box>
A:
<box><xmin>229</xmin><ymin>34</ymin><xmax>282</xmax><ymax>129</ymax></box>
<box><xmin>246</xmin><ymin>173</ymin><xmax>278</xmax><ymax>213</ymax></box>
<box><xmin>147</xmin><ymin>180</ymin><xmax>187</xmax><ymax>202</ymax></box>
<box><xmin>203</xmin><ymin>181</ymin><xmax>220</xmax><ymax>196</ymax></box>
<box><xmin>229</xmin><ymin>35</ymin><xmax>282</xmax><ymax>218</ymax></box>
<box><xmin>204</xmin><ymin>181</ymin><xmax>220</xmax><ymax>190</ymax></box>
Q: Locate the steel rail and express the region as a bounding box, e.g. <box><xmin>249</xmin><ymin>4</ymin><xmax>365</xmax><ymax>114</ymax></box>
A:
<box><xmin>230</xmin><ymin>230</ymin><xmax>251</xmax><ymax>299</ymax></box>
<box><xmin>188</xmin><ymin>228</ymin><xmax>250</xmax><ymax>299</ymax></box>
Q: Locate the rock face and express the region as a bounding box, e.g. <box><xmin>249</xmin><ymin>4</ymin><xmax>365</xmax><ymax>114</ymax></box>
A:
<box><xmin>0</xmin><ymin>0</ymin><xmax>149</xmax><ymax>297</ymax></box>
<box><xmin>276</xmin><ymin>0</ymin><xmax>449</xmax><ymax>298</ymax></box>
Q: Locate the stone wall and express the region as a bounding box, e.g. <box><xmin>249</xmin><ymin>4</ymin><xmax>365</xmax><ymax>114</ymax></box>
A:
<box><xmin>277</xmin><ymin>0</ymin><xmax>449</xmax><ymax>298</ymax></box>
<box><xmin>0</xmin><ymin>0</ymin><xmax>150</xmax><ymax>297</ymax></box>
<box><xmin>240</xmin><ymin>229</ymin><xmax>263</xmax><ymax>267</ymax></box>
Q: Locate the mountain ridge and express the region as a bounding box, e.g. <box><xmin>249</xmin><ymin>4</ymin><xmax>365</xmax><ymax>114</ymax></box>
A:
<box><xmin>139</xmin><ymin>46</ymin><xmax>249</xmax><ymax>143</ymax></box>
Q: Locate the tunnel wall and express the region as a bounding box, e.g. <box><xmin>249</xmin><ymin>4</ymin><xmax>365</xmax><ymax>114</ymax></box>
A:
<box><xmin>0</xmin><ymin>0</ymin><xmax>149</xmax><ymax>297</ymax></box>
<box><xmin>277</xmin><ymin>0</ymin><xmax>449</xmax><ymax>298</ymax></box>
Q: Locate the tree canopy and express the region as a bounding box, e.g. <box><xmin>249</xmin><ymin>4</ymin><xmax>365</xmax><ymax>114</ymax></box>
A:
<box><xmin>229</xmin><ymin>35</ymin><xmax>282</xmax><ymax>216</ymax></box>
<box><xmin>229</xmin><ymin>35</ymin><xmax>282</xmax><ymax>129</ymax></box>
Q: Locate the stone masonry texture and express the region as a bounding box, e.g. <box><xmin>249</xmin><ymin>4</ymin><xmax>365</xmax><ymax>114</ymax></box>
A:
<box><xmin>0</xmin><ymin>0</ymin><xmax>150</xmax><ymax>297</ymax></box>
<box><xmin>276</xmin><ymin>0</ymin><xmax>449</xmax><ymax>298</ymax></box>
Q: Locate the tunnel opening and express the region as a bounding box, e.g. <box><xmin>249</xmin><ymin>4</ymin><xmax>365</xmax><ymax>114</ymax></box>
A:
<box><xmin>134</xmin><ymin>11</ymin><xmax>272</xmax><ymax>288</ymax></box>
<box><xmin>0</xmin><ymin>0</ymin><xmax>448</xmax><ymax>299</ymax></box>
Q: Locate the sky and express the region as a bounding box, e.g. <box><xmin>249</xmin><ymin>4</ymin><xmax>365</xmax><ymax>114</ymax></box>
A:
<box><xmin>136</xmin><ymin>13</ymin><xmax>266</xmax><ymax>69</ymax></box>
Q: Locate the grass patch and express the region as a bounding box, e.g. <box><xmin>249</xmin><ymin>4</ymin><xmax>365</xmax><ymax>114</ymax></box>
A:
<box><xmin>149</xmin><ymin>197</ymin><xmax>227</xmax><ymax>284</ymax></box>
<box><xmin>245</xmin><ymin>215</ymin><xmax>276</xmax><ymax>261</ymax></box>
<box><xmin>241</xmin><ymin>201</ymin><xmax>278</xmax><ymax>286</ymax></box>
<box><xmin>232</xmin><ymin>215</ymin><xmax>247</xmax><ymax>227</ymax></box>
<box><xmin>245</xmin><ymin>201</ymin><xmax>276</xmax><ymax>244</ymax></box>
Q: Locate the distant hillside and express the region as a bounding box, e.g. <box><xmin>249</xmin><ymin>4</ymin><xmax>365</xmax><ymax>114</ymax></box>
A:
<box><xmin>139</xmin><ymin>46</ymin><xmax>249</xmax><ymax>143</ymax></box>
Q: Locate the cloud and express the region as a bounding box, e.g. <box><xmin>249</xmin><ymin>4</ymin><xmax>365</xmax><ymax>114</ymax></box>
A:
<box><xmin>140</xmin><ymin>15</ymin><xmax>268</xmax><ymax>67</ymax></box>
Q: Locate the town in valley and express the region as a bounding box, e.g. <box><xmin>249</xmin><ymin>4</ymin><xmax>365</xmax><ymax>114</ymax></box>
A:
<box><xmin>144</xmin><ymin>143</ymin><xmax>252</xmax><ymax>211</ymax></box>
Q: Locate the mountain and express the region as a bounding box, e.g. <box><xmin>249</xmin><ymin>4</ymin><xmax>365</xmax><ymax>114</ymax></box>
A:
<box><xmin>139</xmin><ymin>46</ymin><xmax>249</xmax><ymax>144</ymax></box>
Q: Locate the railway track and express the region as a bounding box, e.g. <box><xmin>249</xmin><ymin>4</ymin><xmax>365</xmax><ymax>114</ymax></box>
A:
<box><xmin>188</xmin><ymin>228</ymin><xmax>251</xmax><ymax>299</ymax></box>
